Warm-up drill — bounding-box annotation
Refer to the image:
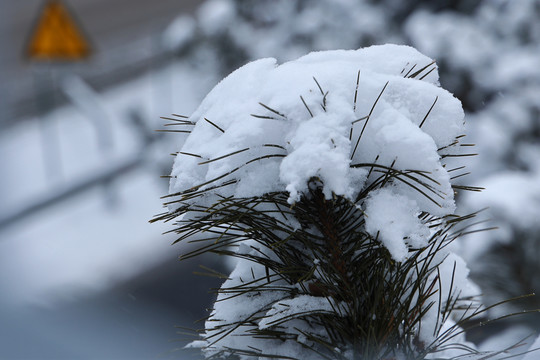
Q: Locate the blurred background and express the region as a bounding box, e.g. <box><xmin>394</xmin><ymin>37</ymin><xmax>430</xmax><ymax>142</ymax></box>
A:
<box><xmin>0</xmin><ymin>0</ymin><xmax>539</xmax><ymax>359</ymax></box>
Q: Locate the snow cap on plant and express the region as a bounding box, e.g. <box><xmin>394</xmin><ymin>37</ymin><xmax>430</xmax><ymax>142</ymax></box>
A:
<box><xmin>169</xmin><ymin>44</ymin><xmax>463</xmax><ymax>262</ymax></box>
<box><xmin>156</xmin><ymin>45</ymin><xmax>488</xmax><ymax>359</ymax></box>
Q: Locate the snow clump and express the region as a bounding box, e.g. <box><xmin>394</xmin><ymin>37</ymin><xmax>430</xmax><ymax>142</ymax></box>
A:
<box><xmin>170</xmin><ymin>44</ymin><xmax>464</xmax><ymax>262</ymax></box>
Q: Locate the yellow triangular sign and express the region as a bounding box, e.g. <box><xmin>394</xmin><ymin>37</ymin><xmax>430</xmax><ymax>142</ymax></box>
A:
<box><xmin>26</xmin><ymin>0</ymin><xmax>92</xmax><ymax>61</ymax></box>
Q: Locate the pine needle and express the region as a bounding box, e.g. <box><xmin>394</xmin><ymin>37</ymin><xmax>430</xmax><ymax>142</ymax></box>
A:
<box><xmin>205</xmin><ymin>117</ymin><xmax>225</xmax><ymax>133</ymax></box>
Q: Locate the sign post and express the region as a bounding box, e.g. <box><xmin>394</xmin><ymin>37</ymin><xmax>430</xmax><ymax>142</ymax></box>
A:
<box><xmin>25</xmin><ymin>0</ymin><xmax>93</xmax><ymax>181</ymax></box>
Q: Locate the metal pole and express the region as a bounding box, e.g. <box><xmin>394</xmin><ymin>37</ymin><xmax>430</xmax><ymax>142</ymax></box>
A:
<box><xmin>33</xmin><ymin>66</ymin><xmax>63</xmax><ymax>183</ymax></box>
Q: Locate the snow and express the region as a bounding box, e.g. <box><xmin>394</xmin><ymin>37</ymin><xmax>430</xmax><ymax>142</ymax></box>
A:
<box><xmin>405</xmin><ymin>11</ymin><xmax>496</xmax><ymax>70</ymax></box>
<box><xmin>170</xmin><ymin>0</ymin><xmax>392</xmax><ymax>65</ymax></box>
<box><xmin>0</xmin><ymin>169</ymin><xmax>171</xmax><ymax>305</ymax></box>
<box><xmin>259</xmin><ymin>295</ymin><xmax>345</xmax><ymax>330</ymax></box>
<box><xmin>197</xmin><ymin>243</ymin><xmax>292</xmax><ymax>358</ymax></box>
<box><xmin>197</xmin><ymin>242</ymin><xmax>348</xmax><ymax>359</ymax></box>
<box><xmin>364</xmin><ymin>188</ymin><xmax>429</xmax><ymax>261</ymax></box>
<box><xmin>467</xmin><ymin>172</ymin><xmax>540</xmax><ymax>232</ymax></box>
<box><xmin>478</xmin><ymin>325</ymin><xmax>538</xmax><ymax>359</ymax></box>
<box><xmin>424</xmin><ymin>318</ymin><xmax>477</xmax><ymax>360</ymax></box>
<box><xmin>170</xmin><ymin>46</ymin><xmax>464</xmax><ymax>259</ymax></box>
<box><xmin>162</xmin><ymin>15</ymin><xmax>196</xmax><ymax>51</ymax></box>
<box><xmin>522</xmin><ymin>333</ymin><xmax>540</xmax><ymax>360</ymax></box>
<box><xmin>197</xmin><ymin>0</ymin><xmax>236</xmax><ymax>36</ymax></box>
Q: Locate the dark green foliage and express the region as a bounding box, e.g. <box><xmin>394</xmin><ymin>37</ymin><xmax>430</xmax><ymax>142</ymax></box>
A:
<box><xmin>154</xmin><ymin>172</ymin><xmax>488</xmax><ymax>359</ymax></box>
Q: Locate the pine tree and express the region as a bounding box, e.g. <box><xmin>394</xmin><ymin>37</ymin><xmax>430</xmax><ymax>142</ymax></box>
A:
<box><xmin>153</xmin><ymin>45</ymin><xmax>532</xmax><ymax>359</ymax></box>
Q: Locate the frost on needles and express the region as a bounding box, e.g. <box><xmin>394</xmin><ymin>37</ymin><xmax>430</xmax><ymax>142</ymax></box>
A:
<box><xmin>155</xmin><ymin>45</ymin><xmax>491</xmax><ymax>359</ymax></box>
